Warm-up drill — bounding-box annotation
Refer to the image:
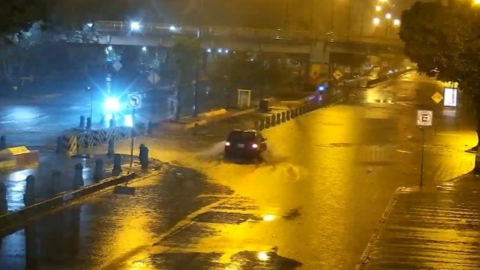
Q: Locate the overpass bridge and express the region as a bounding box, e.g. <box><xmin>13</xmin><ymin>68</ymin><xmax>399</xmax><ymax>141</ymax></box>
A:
<box><xmin>84</xmin><ymin>21</ymin><xmax>404</xmax><ymax>60</ymax></box>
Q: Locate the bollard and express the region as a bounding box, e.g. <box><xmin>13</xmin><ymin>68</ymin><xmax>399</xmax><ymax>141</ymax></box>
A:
<box><xmin>100</xmin><ymin>114</ymin><xmax>105</xmax><ymax>126</ymax></box>
<box><xmin>74</xmin><ymin>163</ymin><xmax>84</xmax><ymax>188</ymax></box>
<box><xmin>254</xmin><ymin>120</ymin><xmax>260</xmax><ymax>130</ymax></box>
<box><xmin>475</xmin><ymin>147</ymin><xmax>480</xmax><ymax>174</ymax></box>
<box><xmin>0</xmin><ymin>135</ymin><xmax>6</xmax><ymax>150</ymax></box>
<box><xmin>281</xmin><ymin>112</ymin><xmax>286</xmax><ymax>122</ymax></box>
<box><xmin>139</xmin><ymin>144</ymin><xmax>149</xmax><ymax>170</ymax></box>
<box><xmin>147</xmin><ymin>121</ymin><xmax>154</xmax><ymax>135</ymax></box>
<box><xmin>259</xmin><ymin>119</ymin><xmax>265</xmax><ymax>130</ymax></box>
<box><xmin>112</xmin><ymin>154</ymin><xmax>122</xmax><ymax>176</ymax></box>
<box><xmin>25</xmin><ymin>175</ymin><xmax>35</xmax><ymax>195</ymax></box>
<box><xmin>79</xmin><ymin>116</ymin><xmax>85</xmax><ymax>129</ymax></box>
<box><xmin>295</xmin><ymin>108</ymin><xmax>299</xmax><ymax>116</ymax></box>
<box><xmin>107</xmin><ymin>138</ymin><xmax>115</xmax><ymax>158</ymax></box>
<box><xmin>86</xmin><ymin>117</ymin><xmax>92</xmax><ymax>130</ymax></box>
<box><xmin>51</xmin><ymin>170</ymin><xmax>62</xmax><ymax>196</ymax></box>
<box><xmin>286</xmin><ymin>110</ymin><xmax>290</xmax><ymax>120</ymax></box>
<box><xmin>276</xmin><ymin>113</ymin><xmax>281</xmax><ymax>125</ymax></box>
<box><xmin>109</xmin><ymin>118</ymin><xmax>116</xmax><ymax>128</ymax></box>
<box><xmin>192</xmin><ymin>123</ymin><xmax>199</xmax><ymax>136</ymax></box>
<box><xmin>56</xmin><ymin>136</ymin><xmax>63</xmax><ymax>153</ymax></box>
<box><xmin>24</xmin><ymin>175</ymin><xmax>36</xmax><ymax>206</ymax></box>
<box><xmin>271</xmin><ymin>115</ymin><xmax>276</xmax><ymax>126</ymax></box>
<box><xmin>0</xmin><ymin>182</ymin><xmax>7</xmax><ymax>214</ymax></box>
<box><xmin>265</xmin><ymin>117</ymin><xmax>270</xmax><ymax>129</ymax></box>
<box><xmin>93</xmin><ymin>158</ymin><xmax>104</xmax><ymax>183</ymax></box>
<box><xmin>290</xmin><ymin>109</ymin><xmax>295</xmax><ymax>119</ymax></box>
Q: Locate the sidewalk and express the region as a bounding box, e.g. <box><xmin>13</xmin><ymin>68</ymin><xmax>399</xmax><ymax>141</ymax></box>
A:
<box><xmin>356</xmin><ymin>92</ymin><xmax>480</xmax><ymax>269</ymax></box>
<box><xmin>356</xmin><ymin>173</ymin><xmax>480</xmax><ymax>270</ymax></box>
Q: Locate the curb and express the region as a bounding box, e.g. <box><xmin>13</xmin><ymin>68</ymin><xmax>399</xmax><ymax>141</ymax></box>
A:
<box><xmin>0</xmin><ymin>160</ymin><xmax>165</xmax><ymax>234</ymax></box>
<box><xmin>368</xmin><ymin>70</ymin><xmax>413</xmax><ymax>88</ymax></box>
<box><xmin>355</xmin><ymin>187</ymin><xmax>404</xmax><ymax>269</ymax></box>
<box><xmin>160</xmin><ymin>108</ymin><xmax>257</xmax><ymax>131</ymax></box>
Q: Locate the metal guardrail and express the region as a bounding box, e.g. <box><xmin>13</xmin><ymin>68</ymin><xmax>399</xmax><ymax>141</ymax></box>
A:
<box><xmin>94</xmin><ymin>21</ymin><xmax>403</xmax><ymax>46</ymax></box>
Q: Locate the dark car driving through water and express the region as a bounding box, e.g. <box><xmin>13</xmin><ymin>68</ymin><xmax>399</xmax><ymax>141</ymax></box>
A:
<box><xmin>224</xmin><ymin>130</ymin><xmax>267</xmax><ymax>163</ymax></box>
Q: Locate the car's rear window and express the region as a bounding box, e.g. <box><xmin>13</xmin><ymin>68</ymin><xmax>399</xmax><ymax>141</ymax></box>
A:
<box><xmin>228</xmin><ymin>131</ymin><xmax>256</xmax><ymax>141</ymax></box>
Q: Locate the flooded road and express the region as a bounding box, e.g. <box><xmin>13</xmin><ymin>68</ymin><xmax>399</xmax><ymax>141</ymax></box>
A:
<box><xmin>0</xmin><ymin>73</ymin><xmax>475</xmax><ymax>269</ymax></box>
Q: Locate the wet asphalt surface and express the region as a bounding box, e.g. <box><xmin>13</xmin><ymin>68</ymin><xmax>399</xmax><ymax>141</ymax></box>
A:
<box><xmin>0</xmin><ymin>86</ymin><xmax>220</xmax><ymax>149</ymax></box>
<box><xmin>0</xmin><ymin>72</ymin><xmax>477</xmax><ymax>269</ymax></box>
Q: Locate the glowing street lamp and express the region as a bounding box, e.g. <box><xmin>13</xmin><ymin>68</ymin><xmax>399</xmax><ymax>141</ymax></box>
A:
<box><xmin>373</xmin><ymin>18</ymin><xmax>381</xmax><ymax>25</ymax></box>
<box><xmin>475</xmin><ymin>0</ymin><xmax>480</xmax><ymax>4</ymax></box>
<box><xmin>385</xmin><ymin>13</ymin><xmax>392</xmax><ymax>20</ymax></box>
<box><xmin>130</xmin><ymin>21</ymin><xmax>141</xmax><ymax>31</ymax></box>
<box><xmin>379</xmin><ymin>0</ymin><xmax>388</xmax><ymax>3</ymax></box>
<box><xmin>142</xmin><ymin>46</ymin><xmax>147</xmax><ymax>52</ymax></box>
<box><xmin>393</xmin><ymin>19</ymin><xmax>401</xmax><ymax>26</ymax></box>
<box><xmin>105</xmin><ymin>98</ymin><xmax>120</xmax><ymax>112</ymax></box>
<box><xmin>375</xmin><ymin>5</ymin><xmax>382</xmax><ymax>11</ymax></box>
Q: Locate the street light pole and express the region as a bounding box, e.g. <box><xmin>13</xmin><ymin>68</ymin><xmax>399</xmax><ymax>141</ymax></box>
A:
<box><xmin>285</xmin><ymin>0</ymin><xmax>290</xmax><ymax>29</ymax></box>
<box><xmin>330</xmin><ymin>0</ymin><xmax>334</xmax><ymax>34</ymax></box>
<box><xmin>347</xmin><ymin>0</ymin><xmax>352</xmax><ymax>40</ymax></box>
<box><xmin>193</xmin><ymin>0</ymin><xmax>204</xmax><ymax>117</ymax></box>
<box><xmin>310</xmin><ymin>0</ymin><xmax>314</xmax><ymax>35</ymax></box>
<box><xmin>90</xmin><ymin>90</ymin><xmax>93</xmax><ymax>120</ymax></box>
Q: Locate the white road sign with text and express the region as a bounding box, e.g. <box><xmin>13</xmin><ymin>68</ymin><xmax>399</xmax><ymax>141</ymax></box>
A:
<box><xmin>417</xmin><ymin>110</ymin><xmax>433</xmax><ymax>126</ymax></box>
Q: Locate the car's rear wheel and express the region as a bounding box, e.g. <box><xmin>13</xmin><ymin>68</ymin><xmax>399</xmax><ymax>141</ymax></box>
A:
<box><xmin>253</xmin><ymin>153</ymin><xmax>262</xmax><ymax>164</ymax></box>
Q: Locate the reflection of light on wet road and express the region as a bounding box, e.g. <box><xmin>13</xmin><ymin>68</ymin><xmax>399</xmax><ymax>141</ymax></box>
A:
<box><xmin>263</xmin><ymin>214</ymin><xmax>275</xmax><ymax>221</ymax></box>
<box><xmin>0</xmin><ymin>106</ymin><xmax>45</xmax><ymax>123</ymax></box>
<box><xmin>257</xmin><ymin>252</ymin><xmax>269</xmax><ymax>261</ymax></box>
<box><xmin>5</xmin><ymin>168</ymin><xmax>35</xmax><ymax>210</ymax></box>
<box><xmin>7</xmin><ymin>168</ymin><xmax>34</xmax><ymax>181</ymax></box>
<box><xmin>109</xmin><ymin>209</ymin><xmax>151</xmax><ymax>263</ymax></box>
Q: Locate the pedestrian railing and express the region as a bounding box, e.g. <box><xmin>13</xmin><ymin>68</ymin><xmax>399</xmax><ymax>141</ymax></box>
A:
<box><xmin>93</xmin><ymin>21</ymin><xmax>403</xmax><ymax>46</ymax></box>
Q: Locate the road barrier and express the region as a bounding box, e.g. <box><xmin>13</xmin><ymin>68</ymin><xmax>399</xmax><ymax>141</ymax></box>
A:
<box><xmin>56</xmin><ymin>126</ymin><xmax>141</xmax><ymax>154</ymax></box>
<box><xmin>77</xmin><ymin>126</ymin><xmax>140</xmax><ymax>149</ymax></box>
<box><xmin>56</xmin><ymin>135</ymin><xmax>78</xmax><ymax>154</ymax></box>
<box><xmin>254</xmin><ymin>101</ymin><xmax>322</xmax><ymax>131</ymax></box>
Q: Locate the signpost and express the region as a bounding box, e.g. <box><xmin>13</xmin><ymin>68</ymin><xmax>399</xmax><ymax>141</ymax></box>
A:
<box><xmin>127</xmin><ymin>93</ymin><xmax>142</xmax><ymax>168</ymax></box>
<box><xmin>417</xmin><ymin>110</ymin><xmax>433</xmax><ymax>186</ymax></box>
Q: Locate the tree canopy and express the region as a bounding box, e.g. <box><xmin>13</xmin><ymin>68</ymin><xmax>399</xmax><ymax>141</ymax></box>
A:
<box><xmin>399</xmin><ymin>0</ymin><xmax>480</xmax><ymax>95</ymax></box>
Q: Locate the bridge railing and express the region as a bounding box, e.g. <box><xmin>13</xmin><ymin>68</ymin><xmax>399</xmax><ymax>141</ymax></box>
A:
<box><xmin>94</xmin><ymin>21</ymin><xmax>403</xmax><ymax>46</ymax></box>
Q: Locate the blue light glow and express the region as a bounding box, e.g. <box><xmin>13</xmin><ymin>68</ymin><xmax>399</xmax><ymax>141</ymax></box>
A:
<box><xmin>105</xmin><ymin>98</ymin><xmax>120</xmax><ymax>111</ymax></box>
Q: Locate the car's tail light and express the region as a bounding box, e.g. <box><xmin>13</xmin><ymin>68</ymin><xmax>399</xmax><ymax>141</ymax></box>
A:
<box><xmin>225</xmin><ymin>142</ymin><xmax>230</xmax><ymax>146</ymax></box>
<box><xmin>252</xmin><ymin>144</ymin><xmax>258</xmax><ymax>148</ymax></box>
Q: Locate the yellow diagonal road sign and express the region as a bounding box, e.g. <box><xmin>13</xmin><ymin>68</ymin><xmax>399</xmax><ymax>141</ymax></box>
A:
<box><xmin>431</xmin><ymin>92</ymin><xmax>443</xmax><ymax>104</ymax></box>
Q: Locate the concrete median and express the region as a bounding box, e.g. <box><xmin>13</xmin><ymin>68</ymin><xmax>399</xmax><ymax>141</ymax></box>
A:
<box><xmin>0</xmin><ymin>159</ymin><xmax>166</xmax><ymax>234</ymax></box>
